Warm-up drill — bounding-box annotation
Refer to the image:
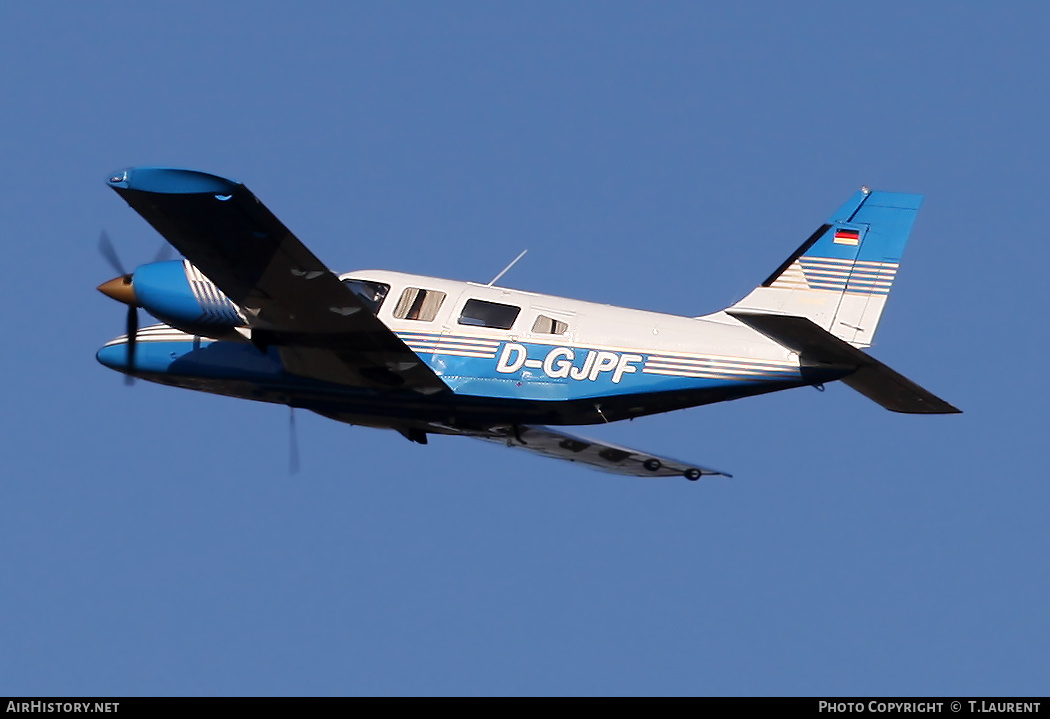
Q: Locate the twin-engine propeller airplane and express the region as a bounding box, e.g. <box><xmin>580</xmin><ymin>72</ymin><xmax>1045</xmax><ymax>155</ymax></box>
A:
<box><xmin>97</xmin><ymin>167</ymin><xmax>959</xmax><ymax>480</ymax></box>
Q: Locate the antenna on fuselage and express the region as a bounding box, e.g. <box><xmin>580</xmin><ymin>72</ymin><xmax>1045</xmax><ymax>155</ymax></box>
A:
<box><xmin>486</xmin><ymin>249</ymin><xmax>528</xmax><ymax>287</ymax></box>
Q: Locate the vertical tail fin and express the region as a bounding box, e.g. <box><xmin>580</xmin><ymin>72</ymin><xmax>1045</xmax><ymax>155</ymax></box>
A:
<box><xmin>729</xmin><ymin>189</ymin><xmax>923</xmax><ymax>348</ymax></box>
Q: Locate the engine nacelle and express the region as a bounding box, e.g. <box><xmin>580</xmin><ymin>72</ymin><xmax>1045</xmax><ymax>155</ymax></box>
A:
<box><xmin>133</xmin><ymin>260</ymin><xmax>245</xmax><ymax>338</ymax></box>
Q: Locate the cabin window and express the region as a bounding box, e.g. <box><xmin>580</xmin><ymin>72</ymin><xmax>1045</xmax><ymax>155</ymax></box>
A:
<box><xmin>341</xmin><ymin>279</ymin><xmax>390</xmax><ymax>315</ymax></box>
<box><xmin>458</xmin><ymin>299</ymin><xmax>521</xmax><ymax>330</ymax></box>
<box><xmin>393</xmin><ymin>287</ymin><xmax>447</xmax><ymax>322</ymax></box>
<box><xmin>531</xmin><ymin>314</ymin><xmax>569</xmax><ymax>335</ymax></box>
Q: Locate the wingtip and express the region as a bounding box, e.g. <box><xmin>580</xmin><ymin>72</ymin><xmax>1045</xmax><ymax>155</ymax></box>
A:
<box><xmin>105</xmin><ymin>167</ymin><xmax>241</xmax><ymax>195</ymax></box>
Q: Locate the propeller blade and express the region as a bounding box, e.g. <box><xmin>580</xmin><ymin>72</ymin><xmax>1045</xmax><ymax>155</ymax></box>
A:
<box><xmin>151</xmin><ymin>242</ymin><xmax>174</xmax><ymax>265</ymax></box>
<box><xmin>98</xmin><ymin>231</ymin><xmax>127</xmax><ymax>277</ymax></box>
<box><xmin>289</xmin><ymin>407</ymin><xmax>301</xmax><ymax>475</ymax></box>
<box><xmin>125</xmin><ymin>305</ymin><xmax>138</xmax><ymax>386</ymax></box>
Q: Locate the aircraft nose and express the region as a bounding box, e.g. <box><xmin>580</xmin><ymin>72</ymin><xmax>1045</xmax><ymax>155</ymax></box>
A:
<box><xmin>97</xmin><ymin>274</ymin><xmax>137</xmax><ymax>306</ymax></box>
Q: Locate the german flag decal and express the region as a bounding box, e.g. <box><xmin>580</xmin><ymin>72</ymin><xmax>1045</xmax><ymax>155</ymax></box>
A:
<box><xmin>833</xmin><ymin>228</ymin><xmax>861</xmax><ymax>246</ymax></box>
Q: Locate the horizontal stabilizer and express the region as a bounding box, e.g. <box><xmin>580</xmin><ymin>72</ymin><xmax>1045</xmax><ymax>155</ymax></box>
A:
<box><xmin>728</xmin><ymin>311</ymin><xmax>961</xmax><ymax>414</ymax></box>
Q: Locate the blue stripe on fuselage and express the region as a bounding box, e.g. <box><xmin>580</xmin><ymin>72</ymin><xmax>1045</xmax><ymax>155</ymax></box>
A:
<box><xmin>97</xmin><ymin>332</ymin><xmax>804</xmax><ymax>402</ymax></box>
<box><xmin>400</xmin><ymin>333</ymin><xmax>802</xmax><ymax>401</ymax></box>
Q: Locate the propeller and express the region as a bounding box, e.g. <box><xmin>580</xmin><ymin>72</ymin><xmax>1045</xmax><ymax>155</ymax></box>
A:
<box><xmin>288</xmin><ymin>407</ymin><xmax>301</xmax><ymax>475</ymax></box>
<box><xmin>97</xmin><ymin>231</ymin><xmax>172</xmax><ymax>385</ymax></box>
<box><xmin>151</xmin><ymin>241</ymin><xmax>173</xmax><ymax>265</ymax></box>
<box><xmin>98</xmin><ymin>230</ymin><xmax>173</xmax><ymax>275</ymax></box>
<box><xmin>98</xmin><ymin>230</ymin><xmax>128</xmax><ymax>276</ymax></box>
<box><xmin>123</xmin><ymin>300</ymin><xmax>138</xmax><ymax>385</ymax></box>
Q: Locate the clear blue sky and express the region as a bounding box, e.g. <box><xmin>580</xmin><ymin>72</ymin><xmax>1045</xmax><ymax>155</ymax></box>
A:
<box><xmin>1</xmin><ymin>2</ymin><xmax>1046</xmax><ymax>696</ymax></box>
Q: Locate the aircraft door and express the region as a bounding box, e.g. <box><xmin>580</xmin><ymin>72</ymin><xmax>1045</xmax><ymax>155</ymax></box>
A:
<box><xmin>439</xmin><ymin>287</ymin><xmax>471</xmax><ymax>337</ymax></box>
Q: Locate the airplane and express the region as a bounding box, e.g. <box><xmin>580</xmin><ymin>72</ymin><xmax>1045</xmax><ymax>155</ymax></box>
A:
<box><xmin>96</xmin><ymin>167</ymin><xmax>960</xmax><ymax>480</ymax></box>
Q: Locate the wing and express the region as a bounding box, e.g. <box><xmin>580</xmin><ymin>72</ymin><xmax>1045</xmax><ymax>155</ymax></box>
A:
<box><xmin>473</xmin><ymin>425</ymin><xmax>731</xmax><ymax>479</ymax></box>
<box><xmin>107</xmin><ymin>167</ymin><xmax>449</xmax><ymax>395</ymax></box>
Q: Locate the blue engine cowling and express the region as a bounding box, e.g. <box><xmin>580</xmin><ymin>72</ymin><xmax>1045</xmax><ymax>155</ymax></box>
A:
<box><xmin>133</xmin><ymin>260</ymin><xmax>245</xmax><ymax>337</ymax></box>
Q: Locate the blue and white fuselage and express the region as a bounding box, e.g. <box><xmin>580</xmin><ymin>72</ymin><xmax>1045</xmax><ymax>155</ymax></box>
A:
<box><xmin>96</xmin><ymin>167</ymin><xmax>958</xmax><ymax>479</ymax></box>
<box><xmin>98</xmin><ymin>266</ymin><xmax>828</xmax><ymax>427</ymax></box>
